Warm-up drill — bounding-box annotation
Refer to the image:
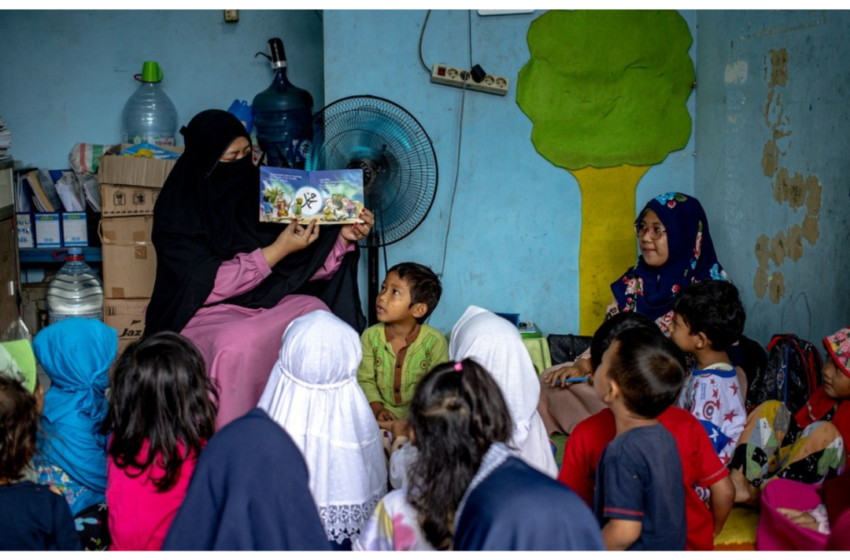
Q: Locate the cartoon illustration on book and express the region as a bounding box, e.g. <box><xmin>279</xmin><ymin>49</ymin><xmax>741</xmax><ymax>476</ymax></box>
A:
<box><xmin>260</xmin><ymin>167</ymin><xmax>365</xmax><ymax>225</ymax></box>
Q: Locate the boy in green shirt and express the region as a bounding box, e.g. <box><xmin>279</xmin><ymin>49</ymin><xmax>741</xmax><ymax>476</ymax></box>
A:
<box><xmin>357</xmin><ymin>262</ymin><xmax>449</xmax><ymax>421</ymax></box>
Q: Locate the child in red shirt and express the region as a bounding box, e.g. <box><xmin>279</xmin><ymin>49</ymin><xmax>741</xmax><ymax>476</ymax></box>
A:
<box><xmin>559</xmin><ymin>312</ymin><xmax>734</xmax><ymax>550</ymax></box>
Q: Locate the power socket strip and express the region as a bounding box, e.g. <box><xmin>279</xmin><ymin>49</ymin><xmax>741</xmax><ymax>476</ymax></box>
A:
<box><xmin>430</xmin><ymin>64</ymin><xmax>509</xmax><ymax>96</ymax></box>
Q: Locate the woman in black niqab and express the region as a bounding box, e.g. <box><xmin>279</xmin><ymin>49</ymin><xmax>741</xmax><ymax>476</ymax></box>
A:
<box><xmin>145</xmin><ymin>109</ymin><xmax>369</xmax><ymax>427</ymax></box>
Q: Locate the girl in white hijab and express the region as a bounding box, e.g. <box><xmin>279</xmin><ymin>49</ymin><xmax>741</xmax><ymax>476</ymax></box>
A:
<box><xmin>257</xmin><ymin>309</ymin><xmax>387</xmax><ymax>548</ymax></box>
<box><xmin>449</xmin><ymin>305</ymin><xmax>558</xmax><ymax>477</ymax></box>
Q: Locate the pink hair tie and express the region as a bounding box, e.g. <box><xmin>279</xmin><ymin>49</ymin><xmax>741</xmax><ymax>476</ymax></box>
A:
<box><xmin>454</xmin><ymin>361</ymin><xmax>463</xmax><ymax>372</ymax></box>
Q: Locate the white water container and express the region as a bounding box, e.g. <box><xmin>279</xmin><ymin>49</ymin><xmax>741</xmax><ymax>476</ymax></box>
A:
<box><xmin>46</xmin><ymin>248</ymin><xmax>104</xmax><ymax>324</ymax></box>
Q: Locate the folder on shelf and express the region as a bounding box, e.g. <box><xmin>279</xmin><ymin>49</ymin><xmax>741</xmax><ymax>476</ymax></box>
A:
<box><xmin>15</xmin><ymin>172</ymin><xmax>32</xmax><ymax>213</ymax></box>
<box><xmin>80</xmin><ymin>173</ymin><xmax>101</xmax><ymax>212</ymax></box>
<box><xmin>24</xmin><ymin>169</ymin><xmax>62</xmax><ymax>213</ymax></box>
<box><xmin>54</xmin><ymin>171</ymin><xmax>86</xmax><ymax>212</ymax></box>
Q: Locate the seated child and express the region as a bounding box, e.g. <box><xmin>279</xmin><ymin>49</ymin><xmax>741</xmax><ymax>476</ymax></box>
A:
<box><xmin>357</xmin><ymin>262</ymin><xmax>448</xmax><ymax>421</ymax></box>
<box><xmin>559</xmin><ymin>312</ymin><xmax>733</xmax><ymax>550</ymax></box>
<box><xmin>593</xmin><ymin>327</ymin><xmax>688</xmax><ymax>550</ymax></box>
<box><xmin>0</xmin><ymin>339</ymin><xmax>44</xmax><ymax>483</ymax></box>
<box><xmin>671</xmin><ymin>280</ymin><xmax>747</xmax><ymax>465</ymax></box>
<box><xmin>0</xmin><ymin>375</ymin><xmax>80</xmax><ymax>550</ymax></box>
<box><xmin>365</xmin><ymin>305</ymin><xmax>560</xmax><ymax>487</ymax></box>
<box><xmin>105</xmin><ymin>333</ymin><xmax>218</xmax><ymax>551</ymax></box>
<box><xmin>356</xmin><ymin>360</ymin><xmax>603</xmax><ymax>552</ymax></box>
<box><xmin>729</xmin><ymin>326</ymin><xmax>850</xmax><ymax>506</ymax></box>
<box><xmin>258</xmin><ymin>310</ymin><xmax>387</xmax><ymax>548</ymax></box>
<box><xmin>32</xmin><ymin>318</ymin><xmax>118</xmax><ymax>551</ymax></box>
<box><xmin>163</xmin><ymin>409</ymin><xmax>330</xmax><ymax>551</ymax></box>
<box><xmin>0</xmin><ymin>340</ymin><xmax>41</xmax><ymax>408</ymax></box>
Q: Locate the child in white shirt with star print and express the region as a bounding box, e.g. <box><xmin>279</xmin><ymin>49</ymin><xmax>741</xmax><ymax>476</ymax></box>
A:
<box><xmin>671</xmin><ymin>280</ymin><xmax>747</xmax><ymax>465</ymax></box>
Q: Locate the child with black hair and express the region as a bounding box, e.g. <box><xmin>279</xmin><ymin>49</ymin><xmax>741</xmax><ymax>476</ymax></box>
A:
<box><xmin>358</xmin><ymin>262</ymin><xmax>449</xmax><ymax>421</ymax></box>
<box><xmin>105</xmin><ymin>332</ymin><xmax>218</xmax><ymax>551</ymax></box>
<box><xmin>671</xmin><ymin>279</ymin><xmax>747</xmax><ymax>464</ymax></box>
<box><xmin>0</xmin><ymin>376</ymin><xmax>80</xmax><ymax>550</ymax></box>
<box><xmin>0</xmin><ymin>339</ymin><xmax>43</xmax><ymax>485</ymax></box>
<box><xmin>355</xmin><ymin>359</ymin><xmax>602</xmax><ymax>551</ymax></box>
<box><xmin>356</xmin><ymin>358</ymin><xmax>510</xmax><ymax>551</ymax></box>
<box><xmin>593</xmin><ymin>327</ymin><xmax>688</xmax><ymax>550</ymax></box>
<box><xmin>560</xmin><ymin>312</ymin><xmax>733</xmax><ymax>550</ymax></box>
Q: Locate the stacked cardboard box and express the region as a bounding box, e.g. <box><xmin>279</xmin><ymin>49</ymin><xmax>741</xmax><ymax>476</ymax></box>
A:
<box><xmin>97</xmin><ymin>145</ymin><xmax>182</xmax><ymax>353</ymax></box>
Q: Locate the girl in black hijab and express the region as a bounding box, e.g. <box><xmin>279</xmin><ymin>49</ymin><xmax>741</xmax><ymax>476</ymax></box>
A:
<box><xmin>145</xmin><ymin>109</ymin><xmax>371</xmax><ymax>427</ymax></box>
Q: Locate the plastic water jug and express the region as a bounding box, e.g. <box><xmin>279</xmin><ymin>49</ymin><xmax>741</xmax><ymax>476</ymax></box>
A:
<box><xmin>252</xmin><ymin>38</ymin><xmax>314</xmax><ymax>168</ymax></box>
<box><xmin>46</xmin><ymin>248</ymin><xmax>104</xmax><ymax>324</ymax></box>
<box><xmin>121</xmin><ymin>61</ymin><xmax>178</xmax><ymax>147</ymax></box>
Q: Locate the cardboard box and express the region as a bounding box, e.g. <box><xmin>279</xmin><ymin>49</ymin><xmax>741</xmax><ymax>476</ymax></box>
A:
<box><xmin>16</xmin><ymin>213</ymin><xmax>34</xmax><ymax>248</ymax></box>
<box><xmin>104</xmin><ymin>298</ymin><xmax>148</xmax><ymax>355</ymax></box>
<box><xmin>34</xmin><ymin>213</ymin><xmax>62</xmax><ymax>247</ymax></box>
<box><xmin>97</xmin><ymin>144</ymin><xmax>183</xmax><ymax>188</ymax></box>
<box><xmin>100</xmin><ymin>184</ymin><xmax>160</xmax><ymax>217</ymax></box>
<box><xmin>62</xmin><ymin>212</ymin><xmax>88</xmax><ymax>246</ymax></box>
<box><xmin>100</xmin><ymin>216</ymin><xmax>156</xmax><ymax>299</ymax></box>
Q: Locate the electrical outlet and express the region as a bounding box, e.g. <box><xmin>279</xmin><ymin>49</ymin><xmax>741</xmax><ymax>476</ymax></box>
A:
<box><xmin>430</xmin><ymin>64</ymin><xmax>509</xmax><ymax>96</ymax></box>
<box><xmin>224</xmin><ymin>10</ymin><xmax>239</xmax><ymax>23</ymax></box>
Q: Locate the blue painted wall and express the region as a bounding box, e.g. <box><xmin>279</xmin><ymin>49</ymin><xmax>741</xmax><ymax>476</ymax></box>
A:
<box><xmin>695</xmin><ymin>10</ymin><xmax>850</xmax><ymax>346</ymax></box>
<box><xmin>0</xmin><ymin>10</ymin><xmax>324</xmax><ymax>169</ymax></box>
<box><xmin>10</xmin><ymin>10</ymin><xmax>842</xmax><ymax>347</ymax></box>
<box><xmin>324</xmin><ymin>10</ymin><xmax>697</xmax><ymax>336</ymax></box>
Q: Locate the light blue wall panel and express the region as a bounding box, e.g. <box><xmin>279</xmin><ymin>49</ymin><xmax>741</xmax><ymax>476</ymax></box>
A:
<box><xmin>695</xmin><ymin>10</ymin><xmax>850</xmax><ymax>346</ymax></box>
<box><xmin>0</xmin><ymin>10</ymin><xmax>323</xmax><ymax>169</ymax></box>
<box><xmin>324</xmin><ymin>10</ymin><xmax>696</xmax><ymax>336</ymax></box>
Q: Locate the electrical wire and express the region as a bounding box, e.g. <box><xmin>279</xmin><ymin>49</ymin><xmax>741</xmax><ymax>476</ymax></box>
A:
<box><xmin>437</xmin><ymin>9</ymin><xmax>472</xmax><ymax>281</ymax></box>
<box><xmin>418</xmin><ymin>10</ymin><xmax>432</xmax><ymax>74</ymax></box>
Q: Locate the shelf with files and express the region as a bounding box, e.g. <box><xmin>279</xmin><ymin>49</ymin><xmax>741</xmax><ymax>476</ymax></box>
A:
<box><xmin>18</xmin><ymin>247</ymin><xmax>102</xmax><ymax>263</ymax></box>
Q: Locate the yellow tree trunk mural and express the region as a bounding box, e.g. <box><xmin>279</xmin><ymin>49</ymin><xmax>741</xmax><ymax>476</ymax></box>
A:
<box><xmin>517</xmin><ymin>10</ymin><xmax>695</xmax><ymax>335</ymax></box>
<box><xmin>570</xmin><ymin>165</ymin><xmax>650</xmax><ymax>334</ymax></box>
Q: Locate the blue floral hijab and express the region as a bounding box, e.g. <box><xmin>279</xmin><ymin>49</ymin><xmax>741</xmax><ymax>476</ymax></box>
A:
<box><xmin>610</xmin><ymin>192</ymin><xmax>729</xmax><ymax>322</ymax></box>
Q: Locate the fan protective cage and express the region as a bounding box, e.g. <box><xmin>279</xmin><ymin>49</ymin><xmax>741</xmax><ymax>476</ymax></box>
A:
<box><xmin>299</xmin><ymin>95</ymin><xmax>438</xmax><ymax>247</ymax></box>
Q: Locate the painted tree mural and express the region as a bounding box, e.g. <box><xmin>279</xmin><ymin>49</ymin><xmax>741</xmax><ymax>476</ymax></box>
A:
<box><xmin>517</xmin><ymin>10</ymin><xmax>695</xmax><ymax>334</ymax></box>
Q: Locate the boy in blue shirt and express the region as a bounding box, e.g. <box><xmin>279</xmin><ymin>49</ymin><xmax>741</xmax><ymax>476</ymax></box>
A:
<box><xmin>593</xmin><ymin>327</ymin><xmax>687</xmax><ymax>551</ymax></box>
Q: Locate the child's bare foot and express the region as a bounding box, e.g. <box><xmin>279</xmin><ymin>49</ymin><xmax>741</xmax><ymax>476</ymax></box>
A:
<box><xmin>729</xmin><ymin>467</ymin><xmax>761</xmax><ymax>507</ymax></box>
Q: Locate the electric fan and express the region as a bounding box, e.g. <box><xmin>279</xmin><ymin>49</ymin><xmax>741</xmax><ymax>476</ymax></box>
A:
<box><xmin>298</xmin><ymin>95</ymin><xmax>439</xmax><ymax>325</ymax></box>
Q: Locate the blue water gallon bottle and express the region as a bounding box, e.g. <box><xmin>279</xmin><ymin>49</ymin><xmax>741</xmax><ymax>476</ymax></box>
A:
<box><xmin>121</xmin><ymin>60</ymin><xmax>178</xmax><ymax>146</ymax></box>
<box><xmin>46</xmin><ymin>248</ymin><xmax>104</xmax><ymax>324</ymax></box>
<box><xmin>252</xmin><ymin>38</ymin><xmax>314</xmax><ymax>168</ymax></box>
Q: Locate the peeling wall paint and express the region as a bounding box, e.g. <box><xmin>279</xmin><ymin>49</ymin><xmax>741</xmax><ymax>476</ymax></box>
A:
<box><xmin>754</xmin><ymin>47</ymin><xmax>822</xmax><ymax>306</ymax></box>
<box><xmin>696</xmin><ymin>10</ymin><xmax>850</xmax><ymax>347</ymax></box>
<box><xmin>724</xmin><ymin>60</ymin><xmax>749</xmax><ymax>84</ymax></box>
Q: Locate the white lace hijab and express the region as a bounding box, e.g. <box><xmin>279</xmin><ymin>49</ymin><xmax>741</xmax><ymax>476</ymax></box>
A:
<box><xmin>258</xmin><ymin>310</ymin><xmax>388</xmax><ymax>544</ymax></box>
<box><xmin>449</xmin><ymin>306</ymin><xmax>558</xmax><ymax>477</ymax></box>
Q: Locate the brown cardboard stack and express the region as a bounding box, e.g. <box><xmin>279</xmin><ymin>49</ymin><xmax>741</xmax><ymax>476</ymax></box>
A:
<box><xmin>98</xmin><ymin>145</ymin><xmax>182</xmax><ymax>353</ymax></box>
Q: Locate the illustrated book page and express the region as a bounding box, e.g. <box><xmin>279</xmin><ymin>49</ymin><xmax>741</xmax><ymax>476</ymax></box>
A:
<box><xmin>260</xmin><ymin>167</ymin><xmax>364</xmax><ymax>225</ymax></box>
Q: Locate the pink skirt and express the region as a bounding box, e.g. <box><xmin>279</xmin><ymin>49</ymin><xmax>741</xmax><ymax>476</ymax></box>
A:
<box><xmin>182</xmin><ymin>294</ymin><xmax>330</xmax><ymax>428</ymax></box>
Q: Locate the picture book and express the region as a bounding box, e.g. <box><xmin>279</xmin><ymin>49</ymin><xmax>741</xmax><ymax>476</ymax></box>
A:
<box><xmin>260</xmin><ymin>167</ymin><xmax>365</xmax><ymax>225</ymax></box>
